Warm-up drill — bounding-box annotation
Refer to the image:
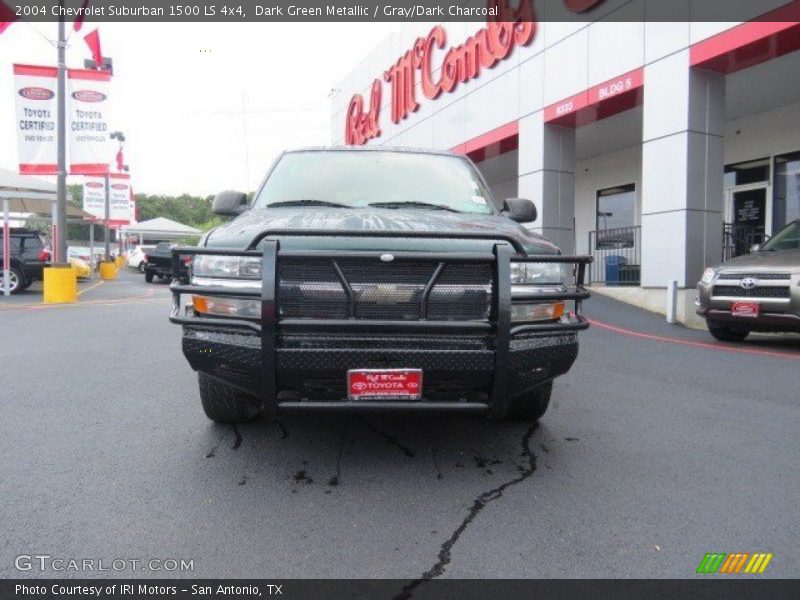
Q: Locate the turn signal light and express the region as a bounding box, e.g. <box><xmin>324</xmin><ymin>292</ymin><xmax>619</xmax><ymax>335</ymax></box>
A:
<box><xmin>192</xmin><ymin>295</ymin><xmax>261</xmax><ymax>318</ymax></box>
<box><xmin>510</xmin><ymin>301</ymin><xmax>565</xmax><ymax>323</ymax></box>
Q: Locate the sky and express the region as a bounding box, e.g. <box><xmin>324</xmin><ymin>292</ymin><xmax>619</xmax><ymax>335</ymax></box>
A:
<box><xmin>0</xmin><ymin>21</ymin><xmax>399</xmax><ymax>196</ymax></box>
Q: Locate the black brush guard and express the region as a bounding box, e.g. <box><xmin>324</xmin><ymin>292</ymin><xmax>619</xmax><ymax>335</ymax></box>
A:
<box><xmin>169</xmin><ymin>233</ymin><xmax>592</xmax><ymax>417</ymax></box>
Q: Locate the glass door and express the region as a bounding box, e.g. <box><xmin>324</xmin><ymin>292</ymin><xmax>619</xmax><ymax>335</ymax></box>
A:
<box><xmin>724</xmin><ymin>183</ymin><xmax>771</xmax><ymax>257</ymax></box>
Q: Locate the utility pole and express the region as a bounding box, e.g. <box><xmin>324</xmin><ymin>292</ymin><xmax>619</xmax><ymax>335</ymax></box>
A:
<box><xmin>104</xmin><ymin>172</ymin><xmax>111</xmax><ymax>260</ymax></box>
<box><xmin>55</xmin><ymin>0</ymin><xmax>68</xmax><ymax>265</ymax></box>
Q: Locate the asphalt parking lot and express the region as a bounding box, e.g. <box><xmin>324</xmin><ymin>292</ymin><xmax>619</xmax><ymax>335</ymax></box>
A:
<box><xmin>1</xmin><ymin>269</ymin><xmax>798</xmax><ymax>582</ymax></box>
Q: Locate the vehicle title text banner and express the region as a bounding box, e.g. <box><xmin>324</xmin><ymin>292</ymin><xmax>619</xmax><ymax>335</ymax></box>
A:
<box><xmin>9</xmin><ymin>0</ymin><xmax>800</xmax><ymax>23</ymax></box>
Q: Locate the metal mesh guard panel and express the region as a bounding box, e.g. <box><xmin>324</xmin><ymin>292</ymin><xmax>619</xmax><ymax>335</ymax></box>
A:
<box><xmin>278</xmin><ymin>257</ymin><xmax>493</xmax><ymax>322</ymax></box>
<box><xmin>279</xmin><ymin>259</ymin><xmax>349</xmax><ymax>319</ymax></box>
<box><xmin>428</xmin><ymin>263</ymin><xmax>493</xmax><ymax>321</ymax></box>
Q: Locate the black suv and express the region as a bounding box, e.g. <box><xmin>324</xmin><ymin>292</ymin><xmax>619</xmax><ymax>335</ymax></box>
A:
<box><xmin>169</xmin><ymin>147</ymin><xmax>591</xmax><ymax>423</ymax></box>
<box><xmin>0</xmin><ymin>228</ymin><xmax>50</xmax><ymax>294</ymax></box>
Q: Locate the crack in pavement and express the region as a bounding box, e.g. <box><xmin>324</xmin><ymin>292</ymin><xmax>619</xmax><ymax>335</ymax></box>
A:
<box><xmin>329</xmin><ymin>418</ymin><xmax>351</xmax><ymax>487</ymax></box>
<box><xmin>358</xmin><ymin>416</ymin><xmax>416</xmax><ymax>458</ymax></box>
<box><xmin>230</xmin><ymin>424</ymin><xmax>243</xmax><ymax>450</ymax></box>
<box><xmin>394</xmin><ymin>424</ymin><xmax>538</xmax><ymax>600</ymax></box>
<box><xmin>273</xmin><ymin>419</ymin><xmax>289</xmax><ymax>439</ymax></box>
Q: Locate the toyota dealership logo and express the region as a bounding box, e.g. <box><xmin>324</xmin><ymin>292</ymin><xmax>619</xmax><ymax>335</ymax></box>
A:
<box><xmin>740</xmin><ymin>277</ymin><xmax>759</xmax><ymax>290</ymax></box>
<box><xmin>111</xmin><ymin>184</ymin><xmax>128</xmax><ymax>190</ymax></box>
<box><xmin>71</xmin><ymin>90</ymin><xmax>106</xmax><ymax>102</ymax></box>
<box><xmin>85</xmin><ymin>182</ymin><xmax>103</xmax><ymax>188</ymax></box>
<box><xmin>19</xmin><ymin>87</ymin><xmax>55</xmax><ymax>101</ymax></box>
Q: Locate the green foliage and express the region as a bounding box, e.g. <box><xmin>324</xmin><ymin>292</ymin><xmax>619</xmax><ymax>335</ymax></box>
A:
<box><xmin>63</xmin><ymin>184</ymin><xmax>225</xmax><ymax>242</ymax></box>
<box><xmin>136</xmin><ymin>193</ymin><xmax>216</xmax><ymax>227</ymax></box>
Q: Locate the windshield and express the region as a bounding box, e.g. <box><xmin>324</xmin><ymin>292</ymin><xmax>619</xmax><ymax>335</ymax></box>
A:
<box><xmin>761</xmin><ymin>221</ymin><xmax>800</xmax><ymax>251</ymax></box>
<box><xmin>253</xmin><ymin>150</ymin><xmax>495</xmax><ymax>215</ymax></box>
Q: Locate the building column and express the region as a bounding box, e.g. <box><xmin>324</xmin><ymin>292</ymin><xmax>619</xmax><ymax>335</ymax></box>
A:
<box><xmin>641</xmin><ymin>50</ymin><xmax>725</xmax><ymax>288</ymax></box>
<box><xmin>518</xmin><ymin>112</ymin><xmax>576</xmax><ymax>254</ymax></box>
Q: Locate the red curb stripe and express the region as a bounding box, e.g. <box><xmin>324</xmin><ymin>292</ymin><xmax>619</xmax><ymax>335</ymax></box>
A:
<box><xmin>587</xmin><ymin>317</ymin><xmax>800</xmax><ymax>361</ymax></box>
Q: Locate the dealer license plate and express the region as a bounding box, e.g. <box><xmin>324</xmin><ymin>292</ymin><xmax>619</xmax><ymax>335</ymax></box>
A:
<box><xmin>731</xmin><ymin>301</ymin><xmax>759</xmax><ymax>318</ymax></box>
<box><xmin>347</xmin><ymin>369</ymin><xmax>423</xmax><ymax>401</ymax></box>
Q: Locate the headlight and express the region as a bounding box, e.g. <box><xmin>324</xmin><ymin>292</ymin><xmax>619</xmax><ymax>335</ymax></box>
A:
<box><xmin>509</xmin><ymin>261</ymin><xmax>568</xmax><ymax>285</ymax></box>
<box><xmin>192</xmin><ymin>254</ymin><xmax>261</xmax><ymax>279</ymax></box>
<box><xmin>700</xmin><ymin>267</ymin><xmax>717</xmax><ymax>284</ymax></box>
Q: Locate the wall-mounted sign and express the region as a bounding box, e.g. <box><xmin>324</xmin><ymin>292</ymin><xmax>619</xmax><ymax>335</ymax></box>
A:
<box><xmin>82</xmin><ymin>173</ymin><xmax>133</xmax><ymax>224</ymax></box>
<box><xmin>68</xmin><ymin>68</ymin><xmax>112</xmax><ymax>175</ymax></box>
<box><xmin>344</xmin><ymin>0</ymin><xmax>608</xmax><ymax>145</ymax></box>
<box><xmin>13</xmin><ymin>64</ymin><xmax>58</xmax><ymax>175</ymax></box>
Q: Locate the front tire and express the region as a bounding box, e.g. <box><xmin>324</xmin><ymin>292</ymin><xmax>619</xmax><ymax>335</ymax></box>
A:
<box><xmin>144</xmin><ymin>271</ymin><xmax>154</xmax><ymax>283</ymax></box>
<box><xmin>707</xmin><ymin>323</ymin><xmax>749</xmax><ymax>342</ymax></box>
<box><xmin>198</xmin><ymin>372</ymin><xmax>263</xmax><ymax>423</ymax></box>
<box><xmin>506</xmin><ymin>382</ymin><xmax>553</xmax><ymax>421</ymax></box>
<box><xmin>4</xmin><ymin>267</ymin><xmax>24</xmax><ymax>294</ymax></box>
<box><xmin>138</xmin><ymin>261</ymin><xmax>145</xmax><ymax>273</ymax></box>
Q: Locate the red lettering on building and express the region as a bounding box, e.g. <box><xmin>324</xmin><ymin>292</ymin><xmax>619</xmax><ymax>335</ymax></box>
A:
<box><xmin>344</xmin><ymin>79</ymin><xmax>381</xmax><ymax>145</ymax></box>
<box><xmin>343</xmin><ymin>0</ymin><xmax>606</xmax><ymax>145</ymax></box>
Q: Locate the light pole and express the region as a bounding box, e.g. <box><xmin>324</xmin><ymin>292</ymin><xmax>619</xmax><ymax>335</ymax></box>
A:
<box><xmin>108</xmin><ymin>131</ymin><xmax>127</xmax><ymax>258</ymax></box>
<box><xmin>55</xmin><ymin>0</ymin><xmax>67</xmax><ymax>265</ymax></box>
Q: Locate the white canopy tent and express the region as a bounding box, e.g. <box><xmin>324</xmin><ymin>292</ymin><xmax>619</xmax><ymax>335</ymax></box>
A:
<box><xmin>122</xmin><ymin>217</ymin><xmax>201</xmax><ymax>243</ymax></box>
<box><xmin>0</xmin><ymin>167</ymin><xmax>85</xmax><ymax>296</ymax></box>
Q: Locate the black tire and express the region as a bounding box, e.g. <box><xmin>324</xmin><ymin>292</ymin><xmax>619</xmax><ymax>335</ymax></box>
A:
<box><xmin>198</xmin><ymin>372</ymin><xmax>263</xmax><ymax>423</ymax></box>
<box><xmin>506</xmin><ymin>381</ymin><xmax>553</xmax><ymax>421</ymax></box>
<box><xmin>144</xmin><ymin>271</ymin><xmax>154</xmax><ymax>283</ymax></box>
<box><xmin>138</xmin><ymin>261</ymin><xmax>145</xmax><ymax>273</ymax></box>
<box><xmin>707</xmin><ymin>323</ymin><xmax>749</xmax><ymax>342</ymax></box>
<box><xmin>5</xmin><ymin>266</ymin><xmax>24</xmax><ymax>294</ymax></box>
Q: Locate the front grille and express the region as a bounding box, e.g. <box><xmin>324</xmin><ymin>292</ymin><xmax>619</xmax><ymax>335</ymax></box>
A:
<box><xmin>713</xmin><ymin>286</ymin><xmax>791</xmax><ymax>298</ymax></box>
<box><xmin>717</xmin><ymin>272</ymin><xmax>791</xmax><ymax>280</ymax></box>
<box><xmin>278</xmin><ymin>257</ymin><xmax>493</xmax><ymax>321</ymax></box>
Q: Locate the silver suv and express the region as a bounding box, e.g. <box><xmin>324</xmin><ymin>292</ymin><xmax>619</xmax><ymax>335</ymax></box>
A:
<box><xmin>696</xmin><ymin>219</ymin><xmax>800</xmax><ymax>341</ymax></box>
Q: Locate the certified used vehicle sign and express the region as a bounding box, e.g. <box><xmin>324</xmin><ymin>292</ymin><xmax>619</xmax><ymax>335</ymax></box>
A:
<box><xmin>348</xmin><ymin>369</ymin><xmax>422</xmax><ymax>401</ymax></box>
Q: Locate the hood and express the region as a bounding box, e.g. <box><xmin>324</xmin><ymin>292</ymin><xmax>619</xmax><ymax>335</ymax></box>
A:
<box><xmin>718</xmin><ymin>249</ymin><xmax>800</xmax><ymax>273</ymax></box>
<box><xmin>203</xmin><ymin>207</ymin><xmax>560</xmax><ymax>255</ymax></box>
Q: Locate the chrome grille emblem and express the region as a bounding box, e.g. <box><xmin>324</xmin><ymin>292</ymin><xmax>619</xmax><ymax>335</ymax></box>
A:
<box><xmin>380</xmin><ymin>253</ymin><xmax>394</xmax><ymax>262</ymax></box>
<box><xmin>740</xmin><ymin>277</ymin><xmax>758</xmax><ymax>290</ymax></box>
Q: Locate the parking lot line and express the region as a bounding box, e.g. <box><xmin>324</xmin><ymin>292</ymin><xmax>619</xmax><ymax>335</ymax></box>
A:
<box><xmin>77</xmin><ymin>280</ymin><xmax>105</xmax><ymax>296</ymax></box>
<box><xmin>0</xmin><ymin>288</ymin><xmax>164</xmax><ymax>312</ymax></box>
<box><xmin>588</xmin><ymin>317</ymin><xmax>800</xmax><ymax>361</ymax></box>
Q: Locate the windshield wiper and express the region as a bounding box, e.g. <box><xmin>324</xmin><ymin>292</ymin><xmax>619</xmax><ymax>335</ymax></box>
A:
<box><xmin>267</xmin><ymin>199</ymin><xmax>352</xmax><ymax>209</ymax></box>
<box><xmin>367</xmin><ymin>201</ymin><xmax>463</xmax><ymax>213</ymax></box>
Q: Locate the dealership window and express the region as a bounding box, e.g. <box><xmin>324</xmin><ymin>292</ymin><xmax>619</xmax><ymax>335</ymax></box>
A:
<box><xmin>723</xmin><ymin>158</ymin><xmax>770</xmax><ymax>188</ymax></box>
<box><xmin>596</xmin><ymin>183</ymin><xmax>635</xmax><ymax>236</ymax></box>
<box><xmin>774</xmin><ymin>151</ymin><xmax>800</xmax><ymax>230</ymax></box>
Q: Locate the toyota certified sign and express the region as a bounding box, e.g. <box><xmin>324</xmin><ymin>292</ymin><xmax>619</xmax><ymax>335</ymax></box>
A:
<box><xmin>13</xmin><ymin>65</ymin><xmax>59</xmax><ymax>174</ymax></box>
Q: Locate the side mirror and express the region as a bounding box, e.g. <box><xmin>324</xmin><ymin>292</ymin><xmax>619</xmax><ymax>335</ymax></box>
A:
<box><xmin>750</xmin><ymin>243</ymin><xmax>761</xmax><ymax>253</ymax></box>
<box><xmin>503</xmin><ymin>198</ymin><xmax>537</xmax><ymax>224</ymax></box>
<box><xmin>212</xmin><ymin>190</ymin><xmax>248</xmax><ymax>216</ymax></box>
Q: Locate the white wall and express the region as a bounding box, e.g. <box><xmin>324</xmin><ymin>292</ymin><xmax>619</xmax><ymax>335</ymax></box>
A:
<box><xmin>724</xmin><ymin>101</ymin><xmax>800</xmax><ymax>165</ymax></box>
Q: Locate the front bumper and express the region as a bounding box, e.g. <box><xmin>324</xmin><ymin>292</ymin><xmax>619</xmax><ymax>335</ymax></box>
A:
<box><xmin>169</xmin><ymin>241</ymin><xmax>592</xmax><ymax>418</ymax></box>
<box><xmin>696</xmin><ymin>277</ymin><xmax>800</xmax><ymax>333</ymax></box>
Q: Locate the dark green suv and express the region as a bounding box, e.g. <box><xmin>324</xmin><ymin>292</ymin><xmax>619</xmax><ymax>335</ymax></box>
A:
<box><xmin>169</xmin><ymin>147</ymin><xmax>591</xmax><ymax>423</ymax></box>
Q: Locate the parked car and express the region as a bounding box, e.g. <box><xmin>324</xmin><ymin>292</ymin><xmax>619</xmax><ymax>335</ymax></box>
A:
<box><xmin>696</xmin><ymin>219</ymin><xmax>800</xmax><ymax>341</ymax></box>
<box><xmin>127</xmin><ymin>245</ymin><xmax>155</xmax><ymax>272</ymax></box>
<box><xmin>0</xmin><ymin>228</ymin><xmax>50</xmax><ymax>293</ymax></box>
<box><xmin>168</xmin><ymin>147</ymin><xmax>592</xmax><ymax>424</ymax></box>
<box><xmin>143</xmin><ymin>242</ymin><xmax>189</xmax><ymax>283</ymax></box>
<box><xmin>68</xmin><ymin>256</ymin><xmax>92</xmax><ymax>279</ymax></box>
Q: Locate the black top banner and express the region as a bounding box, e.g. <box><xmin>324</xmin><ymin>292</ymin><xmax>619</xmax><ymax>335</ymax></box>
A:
<box><xmin>6</xmin><ymin>0</ymin><xmax>800</xmax><ymax>23</ymax></box>
<box><xmin>3</xmin><ymin>580</ymin><xmax>800</xmax><ymax>600</ymax></box>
